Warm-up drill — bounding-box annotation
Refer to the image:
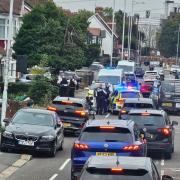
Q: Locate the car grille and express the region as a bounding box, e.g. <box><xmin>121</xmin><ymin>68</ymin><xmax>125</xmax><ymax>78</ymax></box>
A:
<box><xmin>15</xmin><ymin>134</ymin><xmax>38</xmax><ymax>142</ymax></box>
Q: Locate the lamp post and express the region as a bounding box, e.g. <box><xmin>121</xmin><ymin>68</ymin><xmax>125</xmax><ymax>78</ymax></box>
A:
<box><xmin>1</xmin><ymin>0</ymin><xmax>14</xmax><ymax>127</ymax></box>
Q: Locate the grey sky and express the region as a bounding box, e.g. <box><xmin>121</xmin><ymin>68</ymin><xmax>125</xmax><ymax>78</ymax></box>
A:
<box><xmin>54</xmin><ymin>0</ymin><xmax>180</xmax><ymax>19</ymax></box>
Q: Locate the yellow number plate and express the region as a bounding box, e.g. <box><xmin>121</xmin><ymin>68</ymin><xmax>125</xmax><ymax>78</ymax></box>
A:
<box><xmin>162</xmin><ymin>103</ymin><xmax>172</xmax><ymax>107</ymax></box>
<box><xmin>96</xmin><ymin>152</ymin><xmax>116</xmax><ymax>156</ymax></box>
<box><xmin>63</xmin><ymin>123</ymin><xmax>71</xmax><ymax>127</ymax></box>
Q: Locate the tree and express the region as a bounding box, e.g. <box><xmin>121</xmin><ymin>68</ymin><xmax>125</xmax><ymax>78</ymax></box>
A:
<box><xmin>158</xmin><ymin>14</ymin><xmax>180</xmax><ymax>57</ymax></box>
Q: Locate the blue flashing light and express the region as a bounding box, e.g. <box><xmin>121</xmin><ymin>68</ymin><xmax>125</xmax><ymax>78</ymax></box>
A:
<box><xmin>115</xmin><ymin>83</ymin><xmax>140</xmax><ymax>91</ymax></box>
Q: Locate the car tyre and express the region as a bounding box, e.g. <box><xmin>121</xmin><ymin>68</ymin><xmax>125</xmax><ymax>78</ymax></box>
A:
<box><xmin>49</xmin><ymin>142</ymin><xmax>57</xmax><ymax>157</ymax></box>
<box><xmin>164</xmin><ymin>152</ymin><xmax>172</xmax><ymax>160</ymax></box>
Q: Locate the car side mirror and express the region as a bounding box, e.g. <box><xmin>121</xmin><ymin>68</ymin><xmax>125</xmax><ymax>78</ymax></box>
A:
<box><xmin>3</xmin><ymin>118</ymin><xmax>10</xmax><ymax>126</ymax></box>
<box><xmin>172</xmin><ymin>121</ymin><xmax>178</xmax><ymax>126</ymax></box>
<box><xmin>162</xmin><ymin>175</ymin><xmax>173</xmax><ymax>180</ymax></box>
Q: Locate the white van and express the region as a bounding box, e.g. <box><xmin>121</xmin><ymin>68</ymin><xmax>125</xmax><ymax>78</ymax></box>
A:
<box><xmin>98</xmin><ymin>68</ymin><xmax>124</xmax><ymax>85</ymax></box>
<box><xmin>117</xmin><ymin>60</ymin><xmax>135</xmax><ymax>73</ymax></box>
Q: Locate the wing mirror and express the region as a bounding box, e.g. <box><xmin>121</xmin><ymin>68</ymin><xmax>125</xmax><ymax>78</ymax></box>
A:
<box><xmin>172</xmin><ymin>121</ymin><xmax>178</xmax><ymax>126</ymax></box>
<box><xmin>3</xmin><ymin>118</ymin><xmax>11</xmax><ymax>126</ymax></box>
<box><xmin>162</xmin><ymin>175</ymin><xmax>173</xmax><ymax>180</ymax></box>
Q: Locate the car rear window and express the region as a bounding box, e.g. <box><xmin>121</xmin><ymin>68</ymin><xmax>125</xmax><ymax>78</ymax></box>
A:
<box><xmin>80</xmin><ymin>169</ymin><xmax>151</xmax><ymax>180</ymax></box>
<box><xmin>121</xmin><ymin>92</ymin><xmax>140</xmax><ymax>98</ymax></box>
<box><xmin>124</xmin><ymin>103</ymin><xmax>153</xmax><ymax>109</ymax></box>
<box><xmin>129</xmin><ymin>114</ymin><xmax>165</xmax><ymax>127</ymax></box>
<box><xmin>52</xmin><ymin>101</ymin><xmax>83</xmax><ymax>110</ymax></box>
<box><xmin>80</xmin><ymin>127</ymin><xmax>132</xmax><ymax>142</ymax></box>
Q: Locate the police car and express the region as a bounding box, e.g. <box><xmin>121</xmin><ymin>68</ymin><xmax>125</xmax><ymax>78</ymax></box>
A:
<box><xmin>110</xmin><ymin>86</ymin><xmax>142</xmax><ymax>113</ymax></box>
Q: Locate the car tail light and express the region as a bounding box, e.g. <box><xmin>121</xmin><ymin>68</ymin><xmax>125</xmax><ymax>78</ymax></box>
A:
<box><xmin>116</xmin><ymin>99</ymin><xmax>124</xmax><ymax>103</ymax></box>
<box><xmin>47</xmin><ymin>106</ymin><xmax>57</xmax><ymax>112</ymax></box>
<box><xmin>120</xmin><ymin>110</ymin><xmax>126</xmax><ymax>114</ymax></box>
<box><xmin>100</xmin><ymin>126</ymin><xmax>115</xmax><ymax>130</ymax></box>
<box><xmin>75</xmin><ymin>110</ymin><xmax>86</xmax><ymax>116</ymax></box>
<box><xmin>157</xmin><ymin>128</ymin><xmax>171</xmax><ymax>136</ymax></box>
<box><xmin>123</xmin><ymin>145</ymin><xmax>140</xmax><ymax>151</ymax></box>
<box><xmin>74</xmin><ymin>143</ymin><xmax>89</xmax><ymax>151</ymax></box>
<box><xmin>111</xmin><ymin>167</ymin><xmax>123</xmax><ymax>173</ymax></box>
<box><xmin>141</xmin><ymin>112</ymin><xmax>150</xmax><ymax>116</ymax></box>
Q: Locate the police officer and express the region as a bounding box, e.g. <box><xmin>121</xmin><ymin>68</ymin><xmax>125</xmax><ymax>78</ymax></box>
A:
<box><xmin>59</xmin><ymin>76</ymin><xmax>69</xmax><ymax>97</ymax></box>
<box><xmin>69</xmin><ymin>77</ymin><xmax>77</xmax><ymax>97</ymax></box>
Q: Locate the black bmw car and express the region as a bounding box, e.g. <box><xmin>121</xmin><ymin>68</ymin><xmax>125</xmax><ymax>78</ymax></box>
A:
<box><xmin>1</xmin><ymin>108</ymin><xmax>64</xmax><ymax>157</ymax></box>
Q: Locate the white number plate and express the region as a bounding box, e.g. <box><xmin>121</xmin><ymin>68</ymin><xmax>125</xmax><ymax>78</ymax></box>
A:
<box><xmin>18</xmin><ymin>140</ymin><xmax>34</xmax><ymax>146</ymax></box>
<box><xmin>176</xmin><ymin>103</ymin><xmax>180</xmax><ymax>108</ymax></box>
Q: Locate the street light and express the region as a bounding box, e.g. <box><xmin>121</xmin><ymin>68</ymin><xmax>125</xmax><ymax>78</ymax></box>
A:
<box><xmin>1</xmin><ymin>0</ymin><xmax>14</xmax><ymax>127</ymax></box>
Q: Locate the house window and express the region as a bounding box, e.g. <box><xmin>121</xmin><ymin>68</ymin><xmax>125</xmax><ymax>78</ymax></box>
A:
<box><xmin>0</xmin><ymin>19</ymin><xmax>5</xmax><ymax>39</ymax></box>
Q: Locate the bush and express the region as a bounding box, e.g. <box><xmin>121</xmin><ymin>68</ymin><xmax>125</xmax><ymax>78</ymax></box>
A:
<box><xmin>28</xmin><ymin>76</ymin><xmax>58</xmax><ymax>106</ymax></box>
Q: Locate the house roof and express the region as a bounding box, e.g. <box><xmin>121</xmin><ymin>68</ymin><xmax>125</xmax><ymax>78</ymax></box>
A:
<box><xmin>91</xmin><ymin>13</ymin><xmax>118</xmax><ymax>38</ymax></box>
<box><xmin>87</xmin><ymin>27</ymin><xmax>101</xmax><ymax>36</ymax></box>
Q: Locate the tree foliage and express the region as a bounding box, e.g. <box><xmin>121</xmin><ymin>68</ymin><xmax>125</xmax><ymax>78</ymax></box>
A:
<box><xmin>158</xmin><ymin>14</ymin><xmax>180</xmax><ymax>57</ymax></box>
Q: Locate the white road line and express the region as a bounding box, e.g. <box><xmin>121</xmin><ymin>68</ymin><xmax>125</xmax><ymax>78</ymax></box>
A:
<box><xmin>59</xmin><ymin>159</ymin><xmax>71</xmax><ymax>171</ymax></box>
<box><xmin>49</xmin><ymin>174</ymin><xmax>58</xmax><ymax>180</ymax></box>
<box><xmin>0</xmin><ymin>152</ymin><xmax>3</xmax><ymax>155</ymax></box>
<box><xmin>161</xmin><ymin>170</ymin><xmax>164</xmax><ymax>176</ymax></box>
<box><xmin>105</xmin><ymin>113</ymin><xmax>110</xmax><ymax>119</ymax></box>
<box><xmin>161</xmin><ymin>159</ymin><xmax>165</xmax><ymax>166</ymax></box>
<box><xmin>154</xmin><ymin>161</ymin><xmax>159</xmax><ymax>165</ymax></box>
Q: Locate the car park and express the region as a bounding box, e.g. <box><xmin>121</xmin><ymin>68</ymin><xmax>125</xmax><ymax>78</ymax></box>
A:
<box><xmin>119</xmin><ymin>98</ymin><xmax>155</xmax><ymax>119</ymax></box>
<box><xmin>79</xmin><ymin>156</ymin><xmax>173</xmax><ymax>180</ymax></box>
<box><xmin>128</xmin><ymin>109</ymin><xmax>178</xmax><ymax>159</ymax></box>
<box><xmin>71</xmin><ymin>119</ymin><xmax>147</xmax><ymax>179</ymax></box>
<box><xmin>1</xmin><ymin>108</ymin><xmax>64</xmax><ymax>157</ymax></box>
<box><xmin>47</xmin><ymin>97</ymin><xmax>89</xmax><ymax>134</ymax></box>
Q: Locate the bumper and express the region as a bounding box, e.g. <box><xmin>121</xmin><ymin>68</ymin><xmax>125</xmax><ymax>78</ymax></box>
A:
<box><xmin>1</xmin><ymin>136</ymin><xmax>55</xmax><ymax>152</ymax></box>
<box><xmin>147</xmin><ymin>142</ymin><xmax>172</xmax><ymax>152</ymax></box>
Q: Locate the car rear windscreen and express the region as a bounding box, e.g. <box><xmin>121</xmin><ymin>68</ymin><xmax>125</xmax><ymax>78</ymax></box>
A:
<box><xmin>121</xmin><ymin>92</ymin><xmax>140</xmax><ymax>98</ymax></box>
<box><xmin>80</xmin><ymin>169</ymin><xmax>151</xmax><ymax>180</ymax></box>
<box><xmin>80</xmin><ymin>127</ymin><xmax>132</xmax><ymax>142</ymax></box>
<box><xmin>129</xmin><ymin>114</ymin><xmax>165</xmax><ymax>126</ymax></box>
<box><xmin>124</xmin><ymin>103</ymin><xmax>153</xmax><ymax>109</ymax></box>
<box><xmin>52</xmin><ymin>101</ymin><xmax>83</xmax><ymax>110</ymax></box>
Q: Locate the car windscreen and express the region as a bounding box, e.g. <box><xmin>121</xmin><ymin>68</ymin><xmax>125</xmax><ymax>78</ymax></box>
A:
<box><xmin>129</xmin><ymin>114</ymin><xmax>165</xmax><ymax>127</ymax></box>
<box><xmin>80</xmin><ymin>169</ymin><xmax>151</xmax><ymax>180</ymax></box>
<box><xmin>121</xmin><ymin>92</ymin><xmax>140</xmax><ymax>98</ymax></box>
<box><xmin>99</xmin><ymin>76</ymin><xmax>120</xmax><ymax>85</ymax></box>
<box><xmin>117</xmin><ymin>65</ymin><xmax>133</xmax><ymax>72</ymax></box>
<box><xmin>80</xmin><ymin>127</ymin><xmax>132</xmax><ymax>142</ymax></box>
<box><xmin>52</xmin><ymin>101</ymin><xmax>83</xmax><ymax>110</ymax></box>
<box><xmin>12</xmin><ymin>111</ymin><xmax>54</xmax><ymax>127</ymax></box>
<box><xmin>161</xmin><ymin>81</ymin><xmax>180</xmax><ymax>93</ymax></box>
<box><xmin>124</xmin><ymin>103</ymin><xmax>153</xmax><ymax>109</ymax></box>
<box><xmin>144</xmin><ymin>81</ymin><xmax>154</xmax><ymax>85</ymax></box>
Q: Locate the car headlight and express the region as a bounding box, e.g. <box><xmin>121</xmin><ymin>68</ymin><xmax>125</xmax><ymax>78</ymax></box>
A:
<box><xmin>2</xmin><ymin>131</ymin><xmax>13</xmax><ymax>139</ymax></box>
<box><xmin>40</xmin><ymin>135</ymin><xmax>54</xmax><ymax>141</ymax></box>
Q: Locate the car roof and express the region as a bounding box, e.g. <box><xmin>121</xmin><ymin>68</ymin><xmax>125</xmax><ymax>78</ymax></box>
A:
<box><xmin>117</xmin><ymin>60</ymin><xmax>135</xmax><ymax>66</ymax></box>
<box><xmin>85</xmin><ymin>120</ymin><xmax>134</xmax><ymax>129</ymax></box>
<box><xmin>53</xmin><ymin>96</ymin><xmax>85</xmax><ymax>104</ymax></box>
<box><xmin>19</xmin><ymin>108</ymin><xmax>55</xmax><ymax>115</ymax></box>
<box><xmin>129</xmin><ymin>109</ymin><xmax>165</xmax><ymax>115</ymax></box>
<box><xmin>98</xmin><ymin>68</ymin><xmax>124</xmax><ymax>76</ymax></box>
<box><xmin>87</xmin><ymin>156</ymin><xmax>152</xmax><ymax>171</ymax></box>
<box><xmin>124</xmin><ymin>98</ymin><xmax>153</xmax><ymax>104</ymax></box>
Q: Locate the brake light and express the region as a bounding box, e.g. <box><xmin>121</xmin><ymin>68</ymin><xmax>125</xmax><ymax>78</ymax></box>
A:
<box><xmin>123</xmin><ymin>145</ymin><xmax>140</xmax><ymax>151</ymax></box>
<box><xmin>116</xmin><ymin>99</ymin><xmax>124</xmax><ymax>103</ymax></box>
<box><xmin>75</xmin><ymin>110</ymin><xmax>86</xmax><ymax>116</ymax></box>
<box><xmin>121</xmin><ymin>110</ymin><xmax>126</xmax><ymax>114</ymax></box>
<box><xmin>47</xmin><ymin>106</ymin><xmax>57</xmax><ymax>111</ymax></box>
<box><xmin>111</xmin><ymin>167</ymin><xmax>123</xmax><ymax>173</ymax></box>
<box><xmin>61</xmin><ymin>101</ymin><xmax>73</xmax><ymax>104</ymax></box>
<box><xmin>74</xmin><ymin>143</ymin><xmax>89</xmax><ymax>151</ymax></box>
<box><xmin>158</xmin><ymin>128</ymin><xmax>171</xmax><ymax>136</ymax></box>
<box><xmin>100</xmin><ymin>126</ymin><xmax>115</xmax><ymax>130</ymax></box>
<box><xmin>141</xmin><ymin>112</ymin><xmax>150</xmax><ymax>116</ymax></box>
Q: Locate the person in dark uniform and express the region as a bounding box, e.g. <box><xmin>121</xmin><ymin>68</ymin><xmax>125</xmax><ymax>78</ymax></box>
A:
<box><xmin>69</xmin><ymin>77</ymin><xmax>76</xmax><ymax>97</ymax></box>
<box><xmin>59</xmin><ymin>76</ymin><xmax>69</xmax><ymax>97</ymax></box>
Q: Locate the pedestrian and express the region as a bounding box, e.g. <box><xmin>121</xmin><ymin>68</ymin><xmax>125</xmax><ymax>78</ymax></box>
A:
<box><xmin>59</xmin><ymin>76</ymin><xmax>69</xmax><ymax>97</ymax></box>
<box><xmin>69</xmin><ymin>77</ymin><xmax>76</xmax><ymax>97</ymax></box>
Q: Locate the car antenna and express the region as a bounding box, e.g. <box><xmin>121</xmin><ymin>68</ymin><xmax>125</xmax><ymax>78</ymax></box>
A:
<box><xmin>116</xmin><ymin>155</ymin><xmax>120</xmax><ymax>166</ymax></box>
<box><xmin>107</xmin><ymin>120</ymin><xmax>110</xmax><ymax>125</ymax></box>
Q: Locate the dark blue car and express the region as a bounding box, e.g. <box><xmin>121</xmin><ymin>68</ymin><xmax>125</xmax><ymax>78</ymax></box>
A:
<box><xmin>71</xmin><ymin>120</ymin><xmax>147</xmax><ymax>180</ymax></box>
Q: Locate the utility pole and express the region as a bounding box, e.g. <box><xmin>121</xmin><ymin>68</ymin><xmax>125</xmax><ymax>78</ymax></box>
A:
<box><xmin>128</xmin><ymin>14</ymin><xmax>131</xmax><ymax>60</ymax></box>
<box><xmin>1</xmin><ymin>0</ymin><xmax>14</xmax><ymax>127</ymax></box>
<box><xmin>121</xmin><ymin>0</ymin><xmax>126</xmax><ymax>60</ymax></box>
<box><xmin>110</xmin><ymin>0</ymin><xmax>115</xmax><ymax>67</ymax></box>
<box><xmin>176</xmin><ymin>24</ymin><xmax>180</xmax><ymax>65</ymax></box>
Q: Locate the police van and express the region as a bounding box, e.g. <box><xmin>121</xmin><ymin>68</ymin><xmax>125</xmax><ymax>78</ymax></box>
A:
<box><xmin>117</xmin><ymin>60</ymin><xmax>135</xmax><ymax>73</ymax></box>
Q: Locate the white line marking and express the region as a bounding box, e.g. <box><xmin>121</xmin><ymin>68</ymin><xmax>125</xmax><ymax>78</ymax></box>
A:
<box><xmin>49</xmin><ymin>174</ymin><xmax>58</xmax><ymax>180</ymax></box>
<box><xmin>161</xmin><ymin>170</ymin><xmax>164</xmax><ymax>176</ymax></box>
<box><xmin>59</xmin><ymin>159</ymin><xmax>71</xmax><ymax>171</ymax></box>
<box><xmin>0</xmin><ymin>153</ymin><xmax>3</xmax><ymax>155</ymax></box>
<box><xmin>105</xmin><ymin>113</ymin><xmax>110</xmax><ymax>119</ymax></box>
<box><xmin>161</xmin><ymin>159</ymin><xmax>165</xmax><ymax>166</ymax></box>
<box><xmin>154</xmin><ymin>161</ymin><xmax>159</xmax><ymax>165</ymax></box>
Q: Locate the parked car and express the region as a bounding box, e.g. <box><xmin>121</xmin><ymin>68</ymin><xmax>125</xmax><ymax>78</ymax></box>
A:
<box><xmin>1</xmin><ymin>108</ymin><xmax>64</xmax><ymax>157</ymax></box>
<box><xmin>79</xmin><ymin>156</ymin><xmax>173</xmax><ymax>180</ymax></box>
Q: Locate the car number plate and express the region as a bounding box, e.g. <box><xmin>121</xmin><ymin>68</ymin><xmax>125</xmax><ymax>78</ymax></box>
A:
<box><xmin>176</xmin><ymin>103</ymin><xmax>180</xmax><ymax>108</ymax></box>
<box><xmin>18</xmin><ymin>140</ymin><xmax>34</xmax><ymax>146</ymax></box>
<box><xmin>63</xmin><ymin>123</ymin><xmax>71</xmax><ymax>127</ymax></box>
<box><xmin>162</xmin><ymin>103</ymin><xmax>172</xmax><ymax>107</ymax></box>
<box><xmin>96</xmin><ymin>152</ymin><xmax>116</xmax><ymax>156</ymax></box>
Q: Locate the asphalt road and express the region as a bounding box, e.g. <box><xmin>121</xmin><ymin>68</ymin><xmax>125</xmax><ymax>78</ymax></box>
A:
<box><xmin>0</xmin><ymin>114</ymin><xmax>177</xmax><ymax>180</ymax></box>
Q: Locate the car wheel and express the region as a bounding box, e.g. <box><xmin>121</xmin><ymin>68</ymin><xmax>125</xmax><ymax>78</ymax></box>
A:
<box><xmin>164</xmin><ymin>151</ymin><xmax>172</xmax><ymax>159</ymax></box>
<box><xmin>49</xmin><ymin>142</ymin><xmax>57</xmax><ymax>157</ymax></box>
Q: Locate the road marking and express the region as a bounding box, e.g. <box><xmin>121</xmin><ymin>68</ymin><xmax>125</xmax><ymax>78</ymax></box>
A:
<box><xmin>161</xmin><ymin>170</ymin><xmax>164</xmax><ymax>176</ymax></box>
<box><xmin>0</xmin><ymin>152</ymin><xmax>3</xmax><ymax>155</ymax></box>
<box><xmin>59</xmin><ymin>159</ymin><xmax>71</xmax><ymax>171</ymax></box>
<box><xmin>105</xmin><ymin>113</ymin><xmax>110</xmax><ymax>119</ymax></box>
<box><xmin>161</xmin><ymin>159</ymin><xmax>165</xmax><ymax>166</ymax></box>
<box><xmin>49</xmin><ymin>174</ymin><xmax>58</xmax><ymax>180</ymax></box>
<box><xmin>154</xmin><ymin>160</ymin><xmax>159</xmax><ymax>165</ymax></box>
